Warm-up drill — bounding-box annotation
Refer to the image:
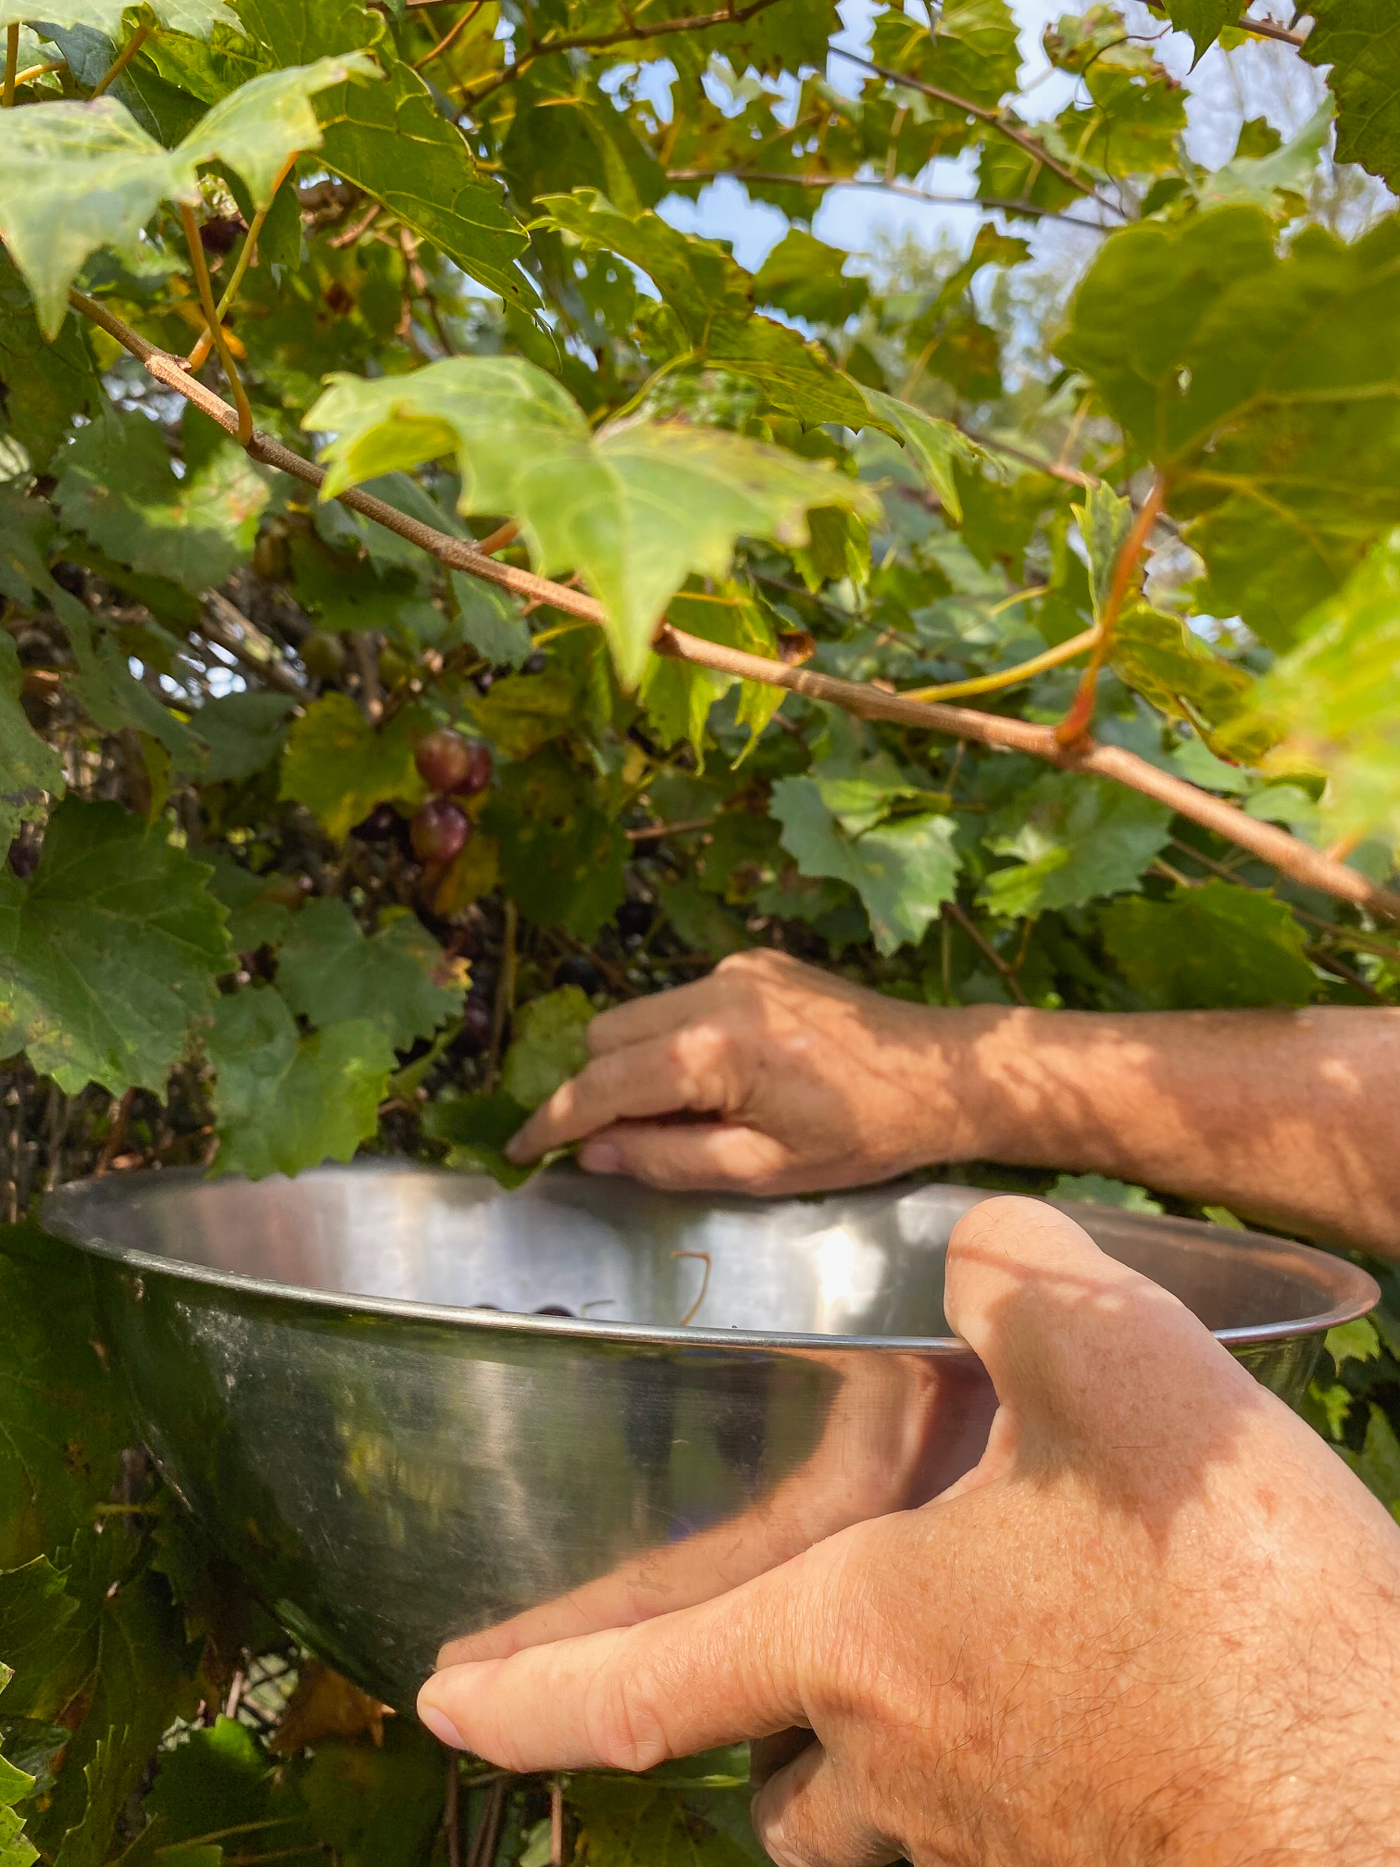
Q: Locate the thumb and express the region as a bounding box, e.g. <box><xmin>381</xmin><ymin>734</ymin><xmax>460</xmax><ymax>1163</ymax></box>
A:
<box><xmin>943</xmin><ymin>1196</ymin><xmax>1253</xmax><ymax>1466</ymax></box>
<box><xmin>418</xmin><ymin>1533</ymin><xmax>832</xmax><ymax>1771</ymax></box>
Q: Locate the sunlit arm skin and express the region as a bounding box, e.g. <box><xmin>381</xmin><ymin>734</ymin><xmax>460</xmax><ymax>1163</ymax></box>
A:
<box><xmin>506</xmin><ymin>951</ymin><xmax>1400</xmax><ymax>1259</ymax></box>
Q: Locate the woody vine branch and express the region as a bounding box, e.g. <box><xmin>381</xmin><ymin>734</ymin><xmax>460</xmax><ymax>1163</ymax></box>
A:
<box><xmin>65</xmin><ymin>288</ymin><xmax>1400</xmax><ymax>928</ymax></box>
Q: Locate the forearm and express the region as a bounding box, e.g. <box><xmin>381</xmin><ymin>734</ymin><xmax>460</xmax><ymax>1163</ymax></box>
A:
<box><xmin>951</xmin><ymin>1006</ymin><xmax>1400</xmax><ymax>1258</ymax></box>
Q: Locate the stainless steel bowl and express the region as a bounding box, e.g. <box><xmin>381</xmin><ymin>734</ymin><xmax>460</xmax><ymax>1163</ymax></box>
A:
<box><xmin>42</xmin><ymin>1163</ymin><xmax>1377</xmax><ymax>1710</ymax></box>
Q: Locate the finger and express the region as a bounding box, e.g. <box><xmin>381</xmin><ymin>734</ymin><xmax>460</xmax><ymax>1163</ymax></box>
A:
<box><xmin>506</xmin><ymin>1028</ymin><xmax>738</xmax><ymax>1163</ymax></box>
<box><xmin>579</xmin><ymin>1121</ymin><xmax>794</xmax><ymax>1192</ymax></box>
<box><xmin>418</xmin><ymin>1541</ymin><xmax>826</xmax><ymax>1772</ymax></box>
<box><xmin>752</xmin><ymin>1741</ymin><xmax>896</xmax><ymax>1867</ymax></box>
<box><xmin>584</xmin><ymin>975</ymin><xmax>722</xmax><ymax>1056</ymax></box>
<box><xmin>943</xmin><ymin>1196</ymin><xmax>1253</xmax><ymax>1458</ymax></box>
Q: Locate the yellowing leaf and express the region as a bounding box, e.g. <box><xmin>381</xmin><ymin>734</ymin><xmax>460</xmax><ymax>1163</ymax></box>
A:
<box><xmin>278</xmin><ymin>694</ymin><xmax>429</xmax><ymax>841</ymax></box>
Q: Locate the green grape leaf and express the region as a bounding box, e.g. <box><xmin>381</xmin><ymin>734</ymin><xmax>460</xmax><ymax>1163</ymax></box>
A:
<box><xmin>0</xmin><ymin>1748</ymin><xmax>36</xmax><ymax>1867</ymax></box>
<box><xmin>1304</xmin><ymin>0</ymin><xmax>1400</xmax><ymax>190</ymax></box>
<box><xmin>206</xmin><ymin>856</ymin><xmax>298</xmax><ymax>952</ymax></box>
<box><xmin>0</xmin><ymin>635</ymin><xmax>64</xmax><ymax>852</ymax></box>
<box><xmin>296</xmin><ymin>1722</ymin><xmax>444</xmax><ymax>1867</ymax></box>
<box><xmin>870</xmin><ymin>0</ymin><xmax>1021</xmax><ymax>111</ymax></box>
<box><xmin>0</xmin><ymin>250</ymin><xmax>100</xmax><ymax>468</ymax></box>
<box><xmin>143</xmin><ymin>1715</ymin><xmax>299</xmax><ymax>1848</ymax></box>
<box><xmin>0</xmin><ymin>0</ymin><xmax>235</xmax><ymax>36</ymax></box>
<box><xmin>276</xmin><ymin>899</ymin><xmax>467</xmax><ymax>1051</ymax></box>
<box><xmin>446</xmin><ymin>572</ymin><xmax>531</xmax><ymax>670</ymax></box>
<box><xmin>54</xmin><ymin>410</ymin><xmax>268</xmax><ymax>597</ymax></box>
<box><xmin>1075</xmin><ymin>483</ymin><xmax>1133</xmax><ymax>624</ymax></box>
<box><xmin>1050</xmin><ymin>1172</ymin><xmax>1164</xmax><ymax>1214</ymax></box>
<box><xmin>207</xmin><ymin>984</ymin><xmax>395</xmax><ymax>1179</ymax></box>
<box><xmin>862</xmin><ymin>390</ymin><xmax>982</xmax><ymax>524</ymax></box>
<box><xmin>1057</xmin><ymin>207</ymin><xmax>1400</xmax><ymax>649</ymax></box>
<box><xmin>0</xmin><ymin>799</ymin><xmax>231</xmax><ymax>1096</ymax></box>
<box><xmin>1193</xmin><ymin>104</ymin><xmax>1331</xmax><ymax>219</ymax></box>
<box><xmin>1155</xmin><ymin>0</ymin><xmax>1237</xmax><ymax>59</ymax></box>
<box><xmin>1328</xmin><ymin>1317</ymin><xmax>1383</xmax><ymax>1369</ymax></box>
<box><xmin>484</xmin><ymin>753</ymin><xmax>628</xmax><ymax>942</ymax></box>
<box><xmin>0</xmin><ymin>54</ymin><xmax>377</xmax><ymax>335</ymax></box>
<box><xmin>567</xmin><ymin>1779</ymin><xmax>763</xmax><ymax>1867</ymax></box>
<box><xmin>978</xmin><ymin>773</ymin><xmax>1172</xmax><ymax>919</ymax></box>
<box><xmin>1108</xmin><ymin>604</ymin><xmax>1260</xmax><ymax>757</ymax></box>
<box><xmin>534</xmin><ymin>190</ymin><xmax>871</xmax><ymax>428</ymax></box>
<box><xmin>501</xmin><ymin>985</ymin><xmax>594</xmax><ymax>1110</ymax></box>
<box><xmin>278</xmin><ymin>694</ymin><xmax>429</xmax><ymax>840</ymax></box>
<box><xmin>233</xmin><ymin>0</ymin><xmax>533</xmax><ymax>309</ymax></box>
<box><xmin>1099</xmin><ymin>880</ymin><xmax>1317</xmax><ymax>1009</ymax></box>
<box><xmin>771</xmin><ymin>777</ymin><xmax>960</xmax><ymax>955</ymax></box>
<box><xmin>306</xmin><ymin>357</ymin><xmax>872</xmax><ymax>687</ymax></box>
<box><xmin>0</xmin><ymin>1222</ymin><xmax>128</xmax><ymax>1573</ymax></box>
<box><xmin>422</xmin><ymin>1090</ymin><xmax>535</xmax><ymax>1189</ymax></box>
<box><xmin>194</xmin><ymin>690</ymin><xmax>298</xmax><ymax>783</ymax></box>
<box><xmin>1244</xmin><ymin>531</ymin><xmax>1400</xmax><ymax>849</ymax></box>
<box><xmin>752</xmin><ymin>229</ymin><xmax>869</xmax><ymax>326</ymax></box>
<box><xmin>1343</xmin><ymin>1403</ymin><xmax>1400</xmax><ymax>1519</ymax></box>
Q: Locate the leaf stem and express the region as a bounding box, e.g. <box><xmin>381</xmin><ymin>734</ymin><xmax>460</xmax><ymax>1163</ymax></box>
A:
<box><xmin>63</xmin><ymin>286</ymin><xmax>1400</xmax><ymax>927</ymax></box>
<box><xmin>413</xmin><ymin>0</ymin><xmax>485</xmax><ymax>70</ymax></box>
<box><xmin>904</xmin><ymin>626</ymin><xmax>1099</xmax><ymax>703</ymax></box>
<box><xmin>2</xmin><ymin>25</ymin><xmax>18</xmax><ymax>106</ymax></box>
<box><xmin>662</xmin><ymin>166</ymin><xmax>1112</xmax><ymax>229</ymax></box>
<box><xmin>187</xmin><ymin>151</ymin><xmax>298</xmax><ymax>371</ymax></box>
<box><xmin>12</xmin><ymin>57</ymin><xmax>66</xmax><ymax>85</ymax></box>
<box><xmin>90</xmin><ymin>18</ymin><xmax>152</xmax><ymax>98</ymax></box>
<box><xmin>179</xmin><ymin>200</ymin><xmax>254</xmax><ymax>444</ymax></box>
<box><xmin>1055</xmin><ymin>472</ymin><xmax>1167</xmax><ymax>746</ymax></box>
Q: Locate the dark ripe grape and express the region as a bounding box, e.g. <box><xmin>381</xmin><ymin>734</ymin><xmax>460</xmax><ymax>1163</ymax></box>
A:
<box><xmin>411</xmin><ymin>798</ymin><xmax>471</xmax><ymax>865</ymax></box>
<box><xmin>199</xmin><ymin>215</ymin><xmax>245</xmax><ymax>256</ymax></box>
<box><xmin>51</xmin><ymin>561</ymin><xmax>86</xmax><ymax>598</ymax></box>
<box><xmin>554</xmin><ymin>954</ymin><xmax>602</xmax><ymax>994</ymax></box>
<box><xmin>415</xmin><ymin>728</ymin><xmax>473</xmax><ymax>793</ymax></box>
<box><xmin>414</xmin><ymin>730</ymin><xmax>493</xmax><ymax>798</ymax></box>
<box><xmin>523</xmin><ymin>650</ymin><xmax>547</xmax><ymax>676</ymax></box>
<box><xmin>473</xmin><ymin>668</ymin><xmax>495</xmax><ymax>695</ymax></box>
<box><xmin>301</xmin><ymin>629</ymin><xmax>347</xmax><ymax>681</ymax></box>
<box><xmin>458</xmin><ymin>997</ymin><xmax>494</xmax><ymax>1052</ymax></box>
<box><xmin>615</xmin><ymin>899</ymin><xmax>652</xmax><ymax>940</ymax></box>
<box><xmin>454</xmin><ymin>739</ymin><xmax>492</xmax><ymax>798</ymax></box>
<box><xmin>7</xmin><ymin>837</ymin><xmax>37</xmax><ymax>881</ymax></box>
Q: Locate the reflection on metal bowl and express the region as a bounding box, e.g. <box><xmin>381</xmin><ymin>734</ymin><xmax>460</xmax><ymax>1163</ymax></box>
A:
<box><xmin>41</xmin><ymin>1163</ymin><xmax>1378</xmax><ymax>1710</ymax></box>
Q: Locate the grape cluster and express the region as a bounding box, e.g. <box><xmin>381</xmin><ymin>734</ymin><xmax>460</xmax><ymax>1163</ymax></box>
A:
<box><xmin>410</xmin><ymin>729</ymin><xmax>493</xmax><ymax>865</ymax></box>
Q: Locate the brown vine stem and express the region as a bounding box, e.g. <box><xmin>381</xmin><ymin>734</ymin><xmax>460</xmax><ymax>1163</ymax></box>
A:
<box><xmin>459</xmin><ymin>0</ymin><xmax>784</xmax><ymax>107</ymax></box>
<box><xmin>64</xmin><ymin>287</ymin><xmax>1400</xmax><ymax>926</ymax></box>
<box><xmin>90</xmin><ymin>19</ymin><xmax>152</xmax><ymax>98</ymax></box>
<box><xmin>3</xmin><ymin>25</ymin><xmax>19</xmax><ymax>105</ymax></box>
<box><xmin>1237</xmin><ymin>15</ymin><xmax>1306</xmax><ymax>48</ymax></box>
<box><xmin>1056</xmin><ymin>473</ymin><xmax>1166</xmax><ymax>746</ymax></box>
<box><xmin>188</xmin><ymin>152</ymin><xmax>299</xmax><ymax>371</ymax></box>
<box><xmin>178</xmin><ymin>205</ymin><xmax>253</xmax><ymax>443</ymax></box>
<box><xmin>832</xmin><ymin>49</ymin><xmax>1124</xmax><ymax>217</ymax></box>
<box><xmin>661</xmin><ymin>167</ymin><xmax>1111</xmax><ymax>229</ymax></box>
<box><xmin>413</xmin><ymin>0</ymin><xmax>486</xmax><ymax>70</ymax></box>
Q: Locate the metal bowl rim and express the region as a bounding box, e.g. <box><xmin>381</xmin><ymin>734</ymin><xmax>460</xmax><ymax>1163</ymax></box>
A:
<box><xmin>39</xmin><ymin>1160</ymin><xmax>1380</xmax><ymax>1355</ymax></box>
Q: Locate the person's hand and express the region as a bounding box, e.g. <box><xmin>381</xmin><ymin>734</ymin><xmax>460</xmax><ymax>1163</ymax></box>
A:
<box><xmin>507</xmin><ymin>950</ymin><xmax>1005</xmax><ymax>1194</ymax></box>
<box><xmin>418</xmin><ymin>1199</ymin><xmax>1400</xmax><ymax>1866</ymax></box>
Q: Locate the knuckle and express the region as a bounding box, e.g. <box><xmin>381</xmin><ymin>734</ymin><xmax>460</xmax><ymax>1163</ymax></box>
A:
<box><xmin>582</xmin><ymin>1672</ymin><xmax>671</xmax><ymax>1774</ymax></box>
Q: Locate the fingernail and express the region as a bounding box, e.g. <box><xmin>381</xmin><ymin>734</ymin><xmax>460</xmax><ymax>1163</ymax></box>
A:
<box><xmin>580</xmin><ymin>1142</ymin><xmax>620</xmax><ymax>1174</ymax></box>
<box><xmin>418</xmin><ymin>1702</ymin><xmax>465</xmax><ymax>1749</ymax></box>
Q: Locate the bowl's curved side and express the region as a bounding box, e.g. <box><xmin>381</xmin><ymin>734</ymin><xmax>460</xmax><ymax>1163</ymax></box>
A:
<box><xmin>89</xmin><ymin>1255</ymin><xmax>996</xmax><ymax>1710</ymax></box>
